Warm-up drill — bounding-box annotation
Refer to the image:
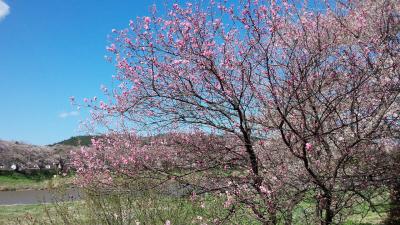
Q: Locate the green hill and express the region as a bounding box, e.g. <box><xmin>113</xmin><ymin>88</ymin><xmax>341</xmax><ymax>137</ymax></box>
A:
<box><xmin>50</xmin><ymin>135</ymin><xmax>94</xmax><ymax>147</ymax></box>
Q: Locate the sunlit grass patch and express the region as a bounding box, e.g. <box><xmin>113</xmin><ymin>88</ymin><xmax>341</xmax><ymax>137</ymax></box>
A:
<box><xmin>0</xmin><ymin>172</ymin><xmax>74</xmax><ymax>191</ymax></box>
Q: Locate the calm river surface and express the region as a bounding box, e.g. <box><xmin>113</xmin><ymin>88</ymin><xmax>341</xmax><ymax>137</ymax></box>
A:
<box><xmin>0</xmin><ymin>189</ymin><xmax>81</xmax><ymax>205</ymax></box>
<box><xmin>0</xmin><ymin>184</ymin><xmax>193</xmax><ymax>205</ymax></box>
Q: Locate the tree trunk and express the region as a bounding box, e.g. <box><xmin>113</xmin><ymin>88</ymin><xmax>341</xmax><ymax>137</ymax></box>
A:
<box><xmin>270</xmin><ymin>211</ymin><xmax>277</xmax><ymax>225</ymax></box>
<box><xmin>323</xmin><ymin>194</ymin><xmax>334</xmax><ymax>225</ymax></box>
<box><xmin>385</xmin><ymin>182</ymin><xmax>400</xmax><ymax>225</ymax></box>
<box><xmin>284</xmin><ymin>212</ymin><xmax>293</xmax><ymax>225</ymax></box>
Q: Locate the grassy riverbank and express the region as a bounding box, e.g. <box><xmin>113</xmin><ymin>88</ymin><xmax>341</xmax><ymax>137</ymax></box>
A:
<box><xmin>0</xmin><ymin>172</ymin><xmax>73</xmax><ymax>191</ymax></box>
<box><xmin>0</xmin><ymin>172</ymin><xmax>390</xmax><ymax>224</ymax></box>
<box><xmin>0</xmin><ymin>202</ymin><xmax>84</xmax><ymax>225</ymax></box>
<box><xmin>0</xmin><ymin>191</ymin><xmax>388</xmax><ymax>225</ymax></box>
<box><xmin>0</xmin><ymin>203</ymin><xmax>386</xmax><ymax>225</ymax></box>
<box><xmin>0</xmin><ymin>204</ymin><xmax>48</xmax><ymax>225</ymax></box>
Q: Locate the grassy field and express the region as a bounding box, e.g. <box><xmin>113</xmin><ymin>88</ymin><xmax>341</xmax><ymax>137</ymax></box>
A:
<box><xmin>0</xmin><ymin>172</ymin><xmax>73</xmax><ymax>191</ymax></box>
<box><xmin>0</xmin><ymin>172</ymin><xmax>390</xmax><ymax>224</ymax></box>
<box><xmin>0</xmin><ymin>204</ymin><xmax>49</xmax><ymax>225</ymax></box>
<box><xmin>0</xmin><ymin>191</ymin><xmax>388</xmax><ymax>225</ymax></box>
<box><xmin>0</xmin><ymin>203</ymin><xmax>386</xmax><ymax>225</ymax></box>
<box><xmin>0</xmin><ymin>201</ymin><xmax>86</xmax><ymax>225</ymax></box>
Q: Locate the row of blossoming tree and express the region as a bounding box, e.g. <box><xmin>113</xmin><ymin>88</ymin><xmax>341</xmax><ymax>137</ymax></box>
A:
<box><xmin>72</xmin><ymin>0</ymin><xmax>400</xmax><ymax>224</ymax></box>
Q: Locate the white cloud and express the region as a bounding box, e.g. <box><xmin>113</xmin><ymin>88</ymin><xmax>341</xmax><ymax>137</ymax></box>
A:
<box><xmin>59</xmin><ymin>111</ymin><xmax>80</xmax><ymax>119</ymax></box>
<box><xmin>0</xmin><ymin>1</ymin><xmax>10</xmax><ymax>21</ymax></box>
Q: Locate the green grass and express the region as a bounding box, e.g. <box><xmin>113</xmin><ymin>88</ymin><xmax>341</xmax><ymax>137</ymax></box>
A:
<box><xmin>0</xmin><ymin>204</ymin><xmax>48</xmax><ymax>225</ymax></box>
<box><xmin>0</xmin><ymin>202</ymin><xmax>86</xmax><ymax>225</ymax></box>
<box><xmin>344</xmin><ymin>213</ymin><xmax>386</xmax><ymax>225</ymax></box>
<box><xmin>0</xmin><ymin>177</ymin><xmax>390</xmax><ymax>225</ymax></box>
<box><xmin>0</xmin><ymin>173</ymin><xmax>390</xmax><ymax>224</ymax></box>
<box><xmin>290</xmin><ymin>190</ymin><xmax>389</xmax><ymax>225</ymax></box>
<box><xmin>0</xmin><ymin>172</ymin><xmax>73</xmax><ymax>191</ymax></box>
<box><xmin>0</xmin><ymin>191</ymin><xmax>388</xmax><ymax>225</ymax></box>
<box><xmin>0</xmin><ymin>193</ymin><xmax>259</xmax><ymax>225</ymax></box>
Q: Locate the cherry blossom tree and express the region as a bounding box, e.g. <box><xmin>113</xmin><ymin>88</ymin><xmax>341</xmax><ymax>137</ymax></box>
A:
<box><xmin>73</xmin><ymin>0</ymin><xmax>399</xmax><ymax>224</ymax></box>
<box><xmin>254</xmin><ymin>0</ymin><xmax>399</xmax><ymax>224</ymax></box>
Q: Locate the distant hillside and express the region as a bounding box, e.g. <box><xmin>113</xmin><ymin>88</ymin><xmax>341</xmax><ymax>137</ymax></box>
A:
<box><xmin>50</xmin><ymin>135</ymin><xmax>94</xmax><ymax>147</ymax></box>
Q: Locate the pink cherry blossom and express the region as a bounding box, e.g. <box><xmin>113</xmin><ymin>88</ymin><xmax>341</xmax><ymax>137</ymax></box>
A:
<box><xmin>305</xmin><ymin>143</ymin><xmax>312</xmax><ymax>151</ymax></box>
<box><xmin>72</xmin><ymin>1</ymin><xmax>400</xmax><ymax>224</ymax></box>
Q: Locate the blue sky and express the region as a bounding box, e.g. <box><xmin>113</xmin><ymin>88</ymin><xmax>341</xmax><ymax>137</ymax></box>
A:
<box><xmin>0</xmin><ymin>0</ymin><xmax>166</xmax><ymax>145</ymax></box>
<box><xmin>0</xmin><ymin>0</ymin><xmax>325</xmax><ymax>145</ymax></box>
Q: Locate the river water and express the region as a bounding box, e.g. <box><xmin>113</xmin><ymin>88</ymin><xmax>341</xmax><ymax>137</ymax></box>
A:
<box><xmin>0</xmin><ymin>189</ymin><xmax>81</xmax><ymax>205</ymax></box>
<box><xmin>0</xmin><ymin>183</ymin><xmax>194</xmax><ymax>205</ymax></box>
